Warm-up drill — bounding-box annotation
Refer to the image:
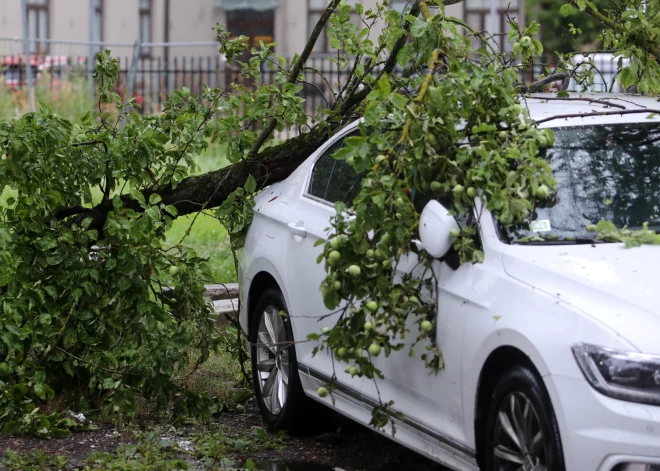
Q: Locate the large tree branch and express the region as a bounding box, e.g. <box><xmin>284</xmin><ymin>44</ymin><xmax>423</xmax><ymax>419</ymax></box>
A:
<box><xmin>69</xmin><ymin>126</ymin><xmax>334</xmax><ymax>231</ymax></box>
<box><xmin>520</xmin><ymin>72</ymin><xmax>570</xmax><ymax>93</ymax></box>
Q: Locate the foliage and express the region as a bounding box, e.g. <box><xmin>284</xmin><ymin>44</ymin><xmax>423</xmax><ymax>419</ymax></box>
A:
<box><xmin>559</xmin><ymin>0</ymin><xmax>660</xmax><ymax>94</ymax></box>
<box><xmin>0</xmin><ymin>425</ymin><xmax>286</xmax><ymax>471</ymax></box>
<box><xmin>313</xmin><ymin>1</ymin><xmax>556</xmax><ymax>428</ymax></box>
<box><xmin>0</xmin><ymin>52</ymin><xmax>227</xmax><ymax>436</ymax></box>
<box><xmin>528</xmin><ymin>0</ymin><xmax>609</xmax><ymax>53</ymax></box>
<box><xmin>587</xmin><ymin>220</ymin><xmax>660</xmax><ymax>247</ymax></box>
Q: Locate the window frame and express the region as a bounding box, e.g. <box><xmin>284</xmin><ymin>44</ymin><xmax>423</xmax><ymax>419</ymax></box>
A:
<box><xmin>95</xmin><ymin>0</ymin><xmax>104</xmax><ymax>43</ymax></box>
<box><xmin>139</xmin><ymin>0</ymin><xmax>153</xmax><ymax>57</ymax></box>
<box><xmin>307</xmin><ymin>0</ymin><xmax>363</xmax><ymax>54</ymax></box>
<box><xmin>464</xmin><ymin>0</ymin><xmax>522</xmax><ymax>52</ymax></box>
<box><xmin>26</xmin><ymin>0</ymin><xmax>49</xmax><ymax>55</ymax></box>
<box><xmin>304</xmin><ymin>128</ymin><xmax>360</xmax><ymax>207</ymax></box>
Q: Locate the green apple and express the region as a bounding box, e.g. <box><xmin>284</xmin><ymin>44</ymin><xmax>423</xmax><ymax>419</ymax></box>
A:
<box><xmin>534</xmin><ymin>185</ymin><xmax>550</xmax><ymax>199</ymax></box>
<box><xmin>348</xmin><ymin>366</ymin><xmax>358</xmax><ymax>376</ymax></box>
<box><xmin>430</xmin><ymin>181</ymin><xmax>443</xmax><ymax>194</ymax></box>
<box><xmin>318</xmin><ymin>387</ymin><xmax>329</xmax><ymax>398</ymax></box>
<box><xmin>368</xmin><ymin>343</ymin><xmax>381</xmax><ymax>356</ymax></box>
<box><xmin>366</xmin><ymin>301</ymin><xmax>378</xmax><ymax>311</ymax></box>
<box><xmin>169</xmin><ymin>265</ymin><xmax>179</xmax><ymax>276</ymax></box>
<box><xmin>322</xmin><ymin>327</ymin><xmax>331</xmax><ymax>334</ymax></box>
<box><xmin>467</xmin><ymin>187</ymin><xmax>477</xmax><ymax>198</ymax></box>
<box><xmin>364</xmin><ymin>321</ymin><xmax>373</xmax><ymax>331</ymax></box>
<box><xmin>453</xmin><ymin>184</ymin><xmax>464</xmax><ymax>194</ymax></box>
<box><xmin>348</xmin><ymin>265</ymin><xmax>361</xmax><ymax>277</ymax></box>
<box><xmin>328</xmin><ymin>250</ymin><xmax>341</xmax><ymax>266</ymax></box>
<box><xmin>421</xmin><ymin>320</ymin><xmax>433</xmax><ymax>332</ymax></box>
<box><xmin>336</xmin><ymin>347</ymin><xmax>348</xmax><ymax>358</ymax></box>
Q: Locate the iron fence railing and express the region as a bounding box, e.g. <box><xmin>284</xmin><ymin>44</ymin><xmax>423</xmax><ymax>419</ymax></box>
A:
<box><xmin>0</xmin><ymin>37</ymin><xmax>628</xmax><ymax>124</ymax></box>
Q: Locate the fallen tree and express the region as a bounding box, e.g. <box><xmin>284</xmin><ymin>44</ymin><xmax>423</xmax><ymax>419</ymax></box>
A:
<box><xmin>1</xmin><ymin>0</ymin><xmax>658</xmax><ymax>436</ymax></box>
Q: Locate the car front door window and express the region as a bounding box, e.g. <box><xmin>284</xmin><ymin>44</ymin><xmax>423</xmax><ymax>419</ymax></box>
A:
<box><xmin>308</xmin><ymin>134</ymin><xmax>361</xmax><ymax>205</ymax></box>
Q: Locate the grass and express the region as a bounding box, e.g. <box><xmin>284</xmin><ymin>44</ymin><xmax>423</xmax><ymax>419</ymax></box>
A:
<box><xmin>0</xmin><ymin>73</ymin><xmax>95</xmax><ymax>122</ymax></box>
<box><xmin>165</xmin><ymin>143</ymin><xmax>237</xmax><ymax>284</ymax></box>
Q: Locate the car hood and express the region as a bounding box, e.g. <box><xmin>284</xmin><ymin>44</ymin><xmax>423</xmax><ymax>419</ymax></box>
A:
<box><xmin>501</xmin><ymin>243</ymin><xmax>660</xmax><ymax>355</ymax></box>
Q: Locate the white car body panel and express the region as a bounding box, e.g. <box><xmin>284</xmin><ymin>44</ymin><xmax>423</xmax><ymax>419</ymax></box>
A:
<box><xmin>239</xmin><ymin>94</ymin><xmax>660</xmax><ymax>470</ymax></box>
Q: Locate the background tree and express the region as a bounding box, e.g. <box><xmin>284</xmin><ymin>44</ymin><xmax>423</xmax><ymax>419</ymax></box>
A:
<box><xmin>528</xmin><ymin>0</ymin><xmax>611</xmax><ymax>53</ymax></box>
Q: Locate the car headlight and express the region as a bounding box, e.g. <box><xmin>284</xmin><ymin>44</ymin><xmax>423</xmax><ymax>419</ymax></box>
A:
<box><xmin>572</xmin><ymin>343</ymin><xmax>660</xmax><ymax>407</ymax></box>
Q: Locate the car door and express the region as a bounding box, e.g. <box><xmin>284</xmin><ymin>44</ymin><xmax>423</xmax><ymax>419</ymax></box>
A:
<box><xmin>359</xmin><ymin>197</ymin><xmax>474</xmax><ymax>449</ymax></box>
<box><xmin>283</xmin><ymin>127</ymin><xmax>362</xmax><ymax>384</ymax></box>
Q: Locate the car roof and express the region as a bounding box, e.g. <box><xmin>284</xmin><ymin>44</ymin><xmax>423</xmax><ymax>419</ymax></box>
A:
<box><xmin>526</xmin><ymin>92</ymin><xmax>660</xmax><ymax>127</ymax></box>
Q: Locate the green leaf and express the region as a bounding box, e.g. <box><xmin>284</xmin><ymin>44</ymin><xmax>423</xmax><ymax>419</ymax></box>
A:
<box><xmin>559</xmin><ymin>4</ymin><xmax>574</xmax><ymax>16</ymax></box>
<box><xmin>244</xmin><ymin>175</ymin><xmax>257</xmax><ymax>193</ymax></box>
<box><xmin>129</xmin><ymin>189</ymin><xmax>146</xmax><ymax>207</ymax></box>
<box><xmin>376</xmin><ymin>73</ymin><xmax>391</xmax><ymax>96</ymax></box>
<box><xmin>149</xmin><ymin>193</ymin><xmax>162</xmax><ymax>205</ymax></box>
<box><xmin>556</xmin><ymin>90</ymin><xmax>569</xmax><ymax>98</ymax></box>
<box><xmin>595</xmin><ymin>220</ymin><xmax>617</xmax><ymax>233</ymax></box>
<box><xmin>102</xmin><ymin>378</ymin><xmax>117</xmax><ymax>389</ymax></box>
<box><xmin>410</xmin><ymin>18</ymin><xmax>428</xmax><ymax>38</ymax></box>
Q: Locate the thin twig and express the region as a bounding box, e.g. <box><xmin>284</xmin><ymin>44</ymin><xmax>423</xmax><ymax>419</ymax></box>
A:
<box><xmin>535</xmin><ymin>109</ymin><xmax>660</xmax><ymax>125</ymax></box>
<box><xmin>526</xmin><ymin>95</ymin><xmax>627</xmax><ymax>110</ymax></box>
<box><xmin>249</xmin><ymin>0</ymin><xmax>343</xmax><ymax>157</ymax></box>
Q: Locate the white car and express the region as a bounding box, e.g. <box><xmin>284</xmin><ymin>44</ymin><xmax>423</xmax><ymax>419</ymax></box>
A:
<box><xmin>238</xmin><ymin>94</ymin><xmax>660</xmax><ymax>471</ymax></box>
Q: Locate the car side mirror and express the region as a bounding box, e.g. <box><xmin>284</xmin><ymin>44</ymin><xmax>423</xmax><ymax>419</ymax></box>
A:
<box><xmin>419</xmin><ymin>200</ymin><xmax>459</xmax><ymax>259</ymax></box>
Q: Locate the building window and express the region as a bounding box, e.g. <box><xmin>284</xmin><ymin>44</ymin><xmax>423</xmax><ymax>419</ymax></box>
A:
<box><xmin>139</xmin><ymin>0</ymin><xmax>152</xmax><ymax>55</ymax></box>
<box><xmin>94</xmin><ymin>0</ymin><xmax>103</xmax><ymax>51</ymax></box>
<box><xmin>465</xmin><ymin>0</ymin><xmax>521</xmax><ymax>51</ymax></box>
<box><xmin>308</xmin><ymin>0</ymin><xmax>362</xmax><ymax>53</ymax></box>
<box><xmin>26</xmin><ymin>0</ymin><xmax>49</xmax><ymax>54</ymax></box>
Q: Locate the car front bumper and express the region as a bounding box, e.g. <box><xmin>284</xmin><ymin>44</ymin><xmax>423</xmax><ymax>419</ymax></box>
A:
<box><xmin>552</xmin><ymin>374</ymin><xmax>660</xmax><ymax>471</ymax></box>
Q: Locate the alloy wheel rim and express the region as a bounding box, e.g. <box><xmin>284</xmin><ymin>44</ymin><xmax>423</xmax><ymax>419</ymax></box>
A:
<box><xmin>493</xmin><ymin>392</ymin><xmax>547</xmax><ymax>471</ymax></box>
<box><xmin>256</xmin><ymin>305</ymin><xmax>289</xmax><ymax>415</ymax></box>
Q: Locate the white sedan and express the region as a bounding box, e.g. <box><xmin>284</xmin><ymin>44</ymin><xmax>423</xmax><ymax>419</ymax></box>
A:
<box><xmin>238</xmin><ymin>94</ymin><xmax>660</xmax><ymax>471</ymax></box>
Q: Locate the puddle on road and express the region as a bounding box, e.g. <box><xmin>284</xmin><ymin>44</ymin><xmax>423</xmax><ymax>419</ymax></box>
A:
<box><xmin>253</xmin><ymin>462</ymin><xmax>335</xmax><ymax>471</ymax></box>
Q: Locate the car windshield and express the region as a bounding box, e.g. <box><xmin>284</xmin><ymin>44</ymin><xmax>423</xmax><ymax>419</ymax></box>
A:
<box><xmin>501</xmin><ymin>122</ymin><xmax>660</xmax><ymax>244</ymax></box>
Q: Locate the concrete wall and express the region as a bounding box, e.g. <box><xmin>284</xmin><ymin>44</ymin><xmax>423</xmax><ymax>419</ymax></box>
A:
<box><xmin>0</xmin><ymin>0</ymin><xmax>510</xmax><ymax>59</ymax></box>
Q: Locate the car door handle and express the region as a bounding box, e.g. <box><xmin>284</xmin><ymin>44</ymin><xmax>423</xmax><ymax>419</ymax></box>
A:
<box><xmin>287</xmin><ymin>222</ymin><xmax>307</xmax><ymax>238</ymax></box>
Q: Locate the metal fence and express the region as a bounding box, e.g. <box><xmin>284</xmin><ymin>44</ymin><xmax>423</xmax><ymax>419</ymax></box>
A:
<box><xmin>0</xmin><ymin>38</ymin><xmax>353</xmax><ymax>120</ymax></box>
<box><xmin>1</xmin><ymin>38</ymin><xmax>629</xmax><ymax>122</ymax></box>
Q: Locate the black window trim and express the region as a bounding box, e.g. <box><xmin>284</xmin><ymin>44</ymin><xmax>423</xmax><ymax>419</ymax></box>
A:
<box><xmin>303</xmin><ymin>128</ymin><xmax>359</xmax><ymax>207</ymax></box>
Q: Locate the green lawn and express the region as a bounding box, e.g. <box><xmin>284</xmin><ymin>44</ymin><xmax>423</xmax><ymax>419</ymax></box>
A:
<box><xmin>168</xmin><ymin>143</ymin><xmax>237</xmax><ymax>284</ymax></box>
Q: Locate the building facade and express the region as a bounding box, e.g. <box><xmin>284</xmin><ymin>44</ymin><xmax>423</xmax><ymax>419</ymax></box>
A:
<box><xmin>0</xmin><ymin>0</ymin><xmax>522</xmax><ymax>58</ymax></box>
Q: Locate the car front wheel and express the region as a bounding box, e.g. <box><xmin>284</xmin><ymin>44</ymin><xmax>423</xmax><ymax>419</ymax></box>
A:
<box><xmin>249</xmin><ymin>286</ymin><xmax>308</xmax><ymax>431</ymax></box>
<box><xmin>484</xmin><ymin>365</ymin><xmax>565</xmax><ymax>471</ymax></box>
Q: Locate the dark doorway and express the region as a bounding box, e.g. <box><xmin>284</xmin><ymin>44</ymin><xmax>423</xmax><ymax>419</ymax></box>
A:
<box><xmin>226</xmin><ymin>9</ymin><xmax>275</xmax><ymax>49</ymax></box>
<box><xmin>225</xmin><ymin>9</ymin><xmax>276</xmax><ymax>86</ymax></box>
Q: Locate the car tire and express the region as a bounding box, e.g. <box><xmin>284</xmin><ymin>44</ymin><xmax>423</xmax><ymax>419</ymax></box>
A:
<box><xmin>484</xmin><ymin>365</ymin><xmax>565</xmax><ymax>471</ymax></box>
<box><xmin>249</xmin><ymin>286</ymin><xmax>309</xmax><ymax>432</ymax></box>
